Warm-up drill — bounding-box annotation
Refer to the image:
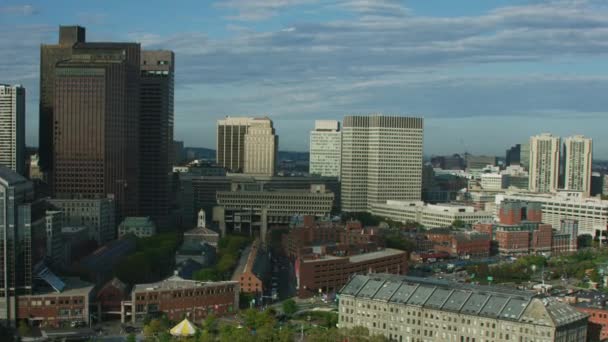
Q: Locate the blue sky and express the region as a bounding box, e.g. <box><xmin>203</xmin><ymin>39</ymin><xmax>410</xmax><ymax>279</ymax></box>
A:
<box><xmin>2</xmin><ymin>0</ymin><xmax>608</xmax><ymax>158</ymax></box>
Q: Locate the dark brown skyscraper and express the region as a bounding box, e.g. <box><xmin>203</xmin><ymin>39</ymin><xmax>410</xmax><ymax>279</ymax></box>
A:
<box><xmin>50</xmin><ymin>29</ymin><xmax>140</xmax><ymax>220</ymax></box>
<box><xmin>139</xmin><ymin>51</ymin><xmax>174</xmax><ymax>230</ymax></box>
<box><xmin>39</xmin><ymin>26</ymin><xmax>86</xmax><ymax>179</ymax></box>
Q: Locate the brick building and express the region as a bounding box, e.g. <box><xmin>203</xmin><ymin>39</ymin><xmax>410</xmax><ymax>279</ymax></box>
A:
<box><xmin>295</xmin><ymin>248</ymin><xmax>407</xmax><ymax>298</ymax></box>
<box><xmin>122</xmin><ymin>275</ymin><xmax>238</xmax><ymax>323</ymax></box>
<box><xmin>282</xmin><ymin>218</ymin><xmax>381</xmax><ymax>259</ymax></box>
<box><xmin>18</xmin><ymin>277</ymin><xmax>94</xmax><ymax>328</ymax></box>
<box><xmin>233</xmin><ymin>239</ymin><xmax>270</xmax><ymax>294</ymax></box>
<box><xmin>434</xmin><ymin>231</ymin><xmax>491</xmax><ymax>258</ymax></box>
<box><xmin>97</xmin><ymin>278</ymin><xmax>128</xmax><ymax>319</ymax></box>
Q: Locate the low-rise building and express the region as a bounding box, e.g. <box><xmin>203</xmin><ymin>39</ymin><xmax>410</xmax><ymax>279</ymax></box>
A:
<box><xmin>122</xmin><ymin>276</ymin><xmax>239</xmax><ymax>323</ymax></box>
<box><xmin>97</xmin><ymin>278</ymin><xmax>129</xmax><ymax>319</ymax></box>
<box><xmin>434</xmin><ymin>231</ymin><xmax>491</xmax><ymax>258</ymax></box>
<box><xmin>183</xmin><ymin>227</ymin><xmax>220</xmax><ymax>248</ymax></box>
<box><xmin>118</xmin><ymin>216</ymin><xmax>157</xmax><ymax>238</ymax></box>
<box><xmin>498</xmin><ymin>191</ymin><xmax>608</xmax><ymax>236</ymax></box>
<box><xmin>370</xmin><ymin>200</ymin><xmax>493</xmax><ymax>228</ymax></box>
<box><xmin>339</xmin><ymin>274</ymin><xmax>588</xmax><ymax>342</ymax></box>
<box><xmin>296</xmin><ymin>248</ymin><xmax>407</xmax><ymax>298</ymax></box>
<box><xmin>18</xmin><ymin>277</ymin><xmax>94</xmax><ymax>328</ymax></box>
<box><xmin>233</xmin><ymin>239</ymin><xmax>270</xmax><ymax>295</ymax></box>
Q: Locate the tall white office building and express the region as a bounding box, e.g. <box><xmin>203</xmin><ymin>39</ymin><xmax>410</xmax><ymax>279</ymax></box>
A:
<box><xmin>309</xmin><ymin>120</ymin><xmax>341</xmax><ymax>178</ymax></box>
<box><xmin>528</xmin><ymin>133</ymin><xmax>560</xmax><ymax>193</ymax></box>
<box><xmin>341</xmin><ymin>115</ymin><xmax>423</xmax><ymax>212</ymax></box>
<box><xmin>244</xmin><ymin>117</ymin><xmax>277</xmax><ymax>176</ymax></box>
<box><xmin>0</xmin><ymin>85</ymin><xmax>25</xmax><ymax>175</ymax></box>
<box><xmin>563</xmin><ymin>135</ymin><xmax>593</xmax><ymax>197</ymax></box>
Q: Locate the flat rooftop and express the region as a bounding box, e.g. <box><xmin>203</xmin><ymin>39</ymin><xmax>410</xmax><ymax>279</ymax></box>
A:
<box><xmin>31</xmin><ymin>277</ymin><xmax>94</xmax><ymax>297</ymax></box>
<box><xmin>133</xmin><ymin>275</ymin><xmax>237</xmax><ymax>293</ymax></box>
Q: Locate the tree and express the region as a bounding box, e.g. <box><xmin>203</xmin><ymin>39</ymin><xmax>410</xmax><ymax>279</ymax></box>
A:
<box><xmin>452</xmin><ymin>219</ymin><xmax>466</xmax><ymax>229</ymax></box>
<box><xmin>202</xmin><ymin>314</ymin><xmax>218</xmax><ymax>334</ymax></box>
<box><xmin>126</xmin><ymin>334</ymin><xmax>136</xmax><ymax>342</ymax></box>
<box><xmin>17</xmin><ymin>321</ymin><xmax>30</xmax><ymax>337</ymax></box>
<box><xmin>282</xmin><ymin>299</ymin><xmax>298</xmax><ymax>316</ymax></box>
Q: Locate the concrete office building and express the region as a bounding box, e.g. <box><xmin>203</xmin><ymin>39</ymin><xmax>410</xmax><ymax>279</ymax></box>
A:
<box><xmin>465</xmin><ymin>155</ymin><xmax>497</xmax><ymax>170</ymax></box>
<box><xmin>341</xmin><ymin>115</ymin><xmax>423</xmax><ymax>212</ymax></box>
<box><xmin>216</xmin><ymin>117</ymin><xmax>253</xmax><ymax>172</ymax></box>
<box><xmin>50</xmin><ymin>27</ymin><xmax>140</xmax><ymax>219</ymax></box>
<box><xmin>183</xmin><ymin>174</ymin><xmax>341</xmax><ymax>227</ymax></box>
<box><xmin>497</xmin><ymin>191</ymin><xmax>608</xmax><ymax>237</ymax></box>
<box><xmin>49</xmin><ymin>198</ymin><xmax>116</xmax><ymax>244</ymax></box>
<box><xmin>480</xmin><ymin>173</ymin><xmax>506</xmax><ymax>191</ymax></box>
<box><xmin>529</xmin><ymin>133</ymin><xmax>560</xmax><ymax>193</ymax></box>
<box><xmin>139</xmin><ymin>50</ymin><xmax>174</xmax><ymax>229</ymax></box>
<box><xmin>338</xmin><ymin>274</ymin><xmax>588</xmax><ymax>342</ymax></box>
<box><xmin>563</xmin><ymin>135</ymin><xmax>592</xmax><ymax>197</ymax></box>
<box><xmin>243</xmin><ymin>117</ymin><xmax>277</xmax><ymax>176</ymax></box>
<box><xmin>0</xmin><ymin>85</ymin><xmax>25</xmax><ymax>175</ymax></box>
<box><xmin>370</xmin><ymin>201</ymin><xmax>493</xmax><ymax>228</ymax></box>
<box><xmin>309</xmin><ymin>120</ymin><xmax>341</xmax><ymax>178</ymax></box>
<box><xmin>213</xmin><ymin>184</ymin><xmax>334</xmax><ymax>241</ymax></box>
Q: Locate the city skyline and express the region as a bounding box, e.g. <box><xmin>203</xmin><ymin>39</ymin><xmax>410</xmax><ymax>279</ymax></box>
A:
<box><xmin>1</xmin><ymin>1</ymin><xmax>608</xmax><ymax>158</ymax></box>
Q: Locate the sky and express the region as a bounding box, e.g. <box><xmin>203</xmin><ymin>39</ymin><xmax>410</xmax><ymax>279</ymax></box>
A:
<box><xmin>1</xmin><ymin>0</ymin><xmax>608</xmax><ymax>158</ymax></box>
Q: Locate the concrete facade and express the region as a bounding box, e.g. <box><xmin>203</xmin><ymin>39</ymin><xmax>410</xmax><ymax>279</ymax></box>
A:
<box><xmin>0</xmin><ymin>85</ymin><xmax>25</xmax><ymax>175</ymax></box>
<box><xmin>309</xmin><ymin>120</ymin><xmax>341</xmax><ymax>178</ymax></box>
<box><xmin>341</xmin><ymin>115</ymin><xmax>423</xmax><ymax>212</ymax></box>
<box><xmin>563</xmin><ymin>135</ymin><xmax>593</xmax><ymax>197</ymax></box>
<box><xmin>529</xmin><ymin>133</ymin><xmax>560</xmax><ymax>193</ymax></box>
<box><xmin>339</xmin><ymin>274</ymin><xmax>588</xmax><ymax>342</ymax></box>
<box><xmin>243</xmin><ymin>117</ymin><xmax>277</xmax><ymax>176</ymax></box>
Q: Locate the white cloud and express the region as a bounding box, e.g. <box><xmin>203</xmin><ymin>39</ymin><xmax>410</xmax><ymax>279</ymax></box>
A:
<box><xmin>0</xmin><ymin>4</ymin><xmax>38</xmax><ymax>15</ymax></box>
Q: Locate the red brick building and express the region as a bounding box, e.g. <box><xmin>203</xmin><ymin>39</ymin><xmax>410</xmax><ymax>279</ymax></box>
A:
<box><xmin>282</xmin><ymin>218</ymin><xmax>381</xmax><ymax>259</ymax></box>
<box><xmin>498</xmin><ymin>200</ymin><xmax>542</xmax><ymax>225</ymax></box>
<box><xmin>434</xmin><ymin>232</ymin><xmax>491</xmax><ymax>258</ymax></box>
<box><xmin>233</xmin><ymin>239</ymin><xmax>269</xmax><ymax>294</ymax></box>
<box><xmin>97</xmin><ymin>278</ymin><xmax>128</xmax><ymax>319</ymax></box>
<box><xmin>295</xmin><ymin>248</ymin><xmax>407</xmax><ymax>298</ymax></box>
<box><xmin>122</xmin><ymin>276</ymin><xmax>239</xmax><ymax>323</ymax></box>
<box><xmin>18</xmin><ymin>278</ymin><xmax>94</xmax><ymax>328</ymax></box>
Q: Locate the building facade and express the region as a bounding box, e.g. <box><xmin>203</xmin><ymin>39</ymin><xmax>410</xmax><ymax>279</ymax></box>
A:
<box><xmin>216</xmin><ymin>117</ymin><xmax>253</xmax><ymax>172</ymax></box>
<box><xmin>341</xmin><ymin>115</ymin><xmax>423</xmax><ymax>212</ymax></box>
<box><xmin>39</xmin><ymin>26</ymin><xmax>86</xmax><ymax>178</ymax></box>
<box><xmin>498</xmin><ymin>191</ymin><xmax>608</xmax><ymax>237</ymax></box>
<box><xmin>0</xmin><ymin>166</ymin><xmax>36</xmax><ymax>324</ymax></box>
<box><xmin>296</xmin><ymin>249</ymin><xmax>408</xmax><ymax>298</ymax></box>
<box><xmin>49</xmin><ymin>198</ymin><xmax>116</xmax><ymax>244</ymax></box>
<box><xmin>309</xmin><ymin>120</ymin><xmax>341</xmax><ymax>178</ymax></box>
<box><xmin>139</xmin><ymin>50</ymin><xmax>174</xmax><ymax>230</ymax></box>
<box><xmin>243</xmin><ymin>117</ymin><xmax>277</xmax><ymax>176</ymax></box>
<box><xmin>0</xmin><ymin>85</ymin><xmax>25</xmax><ymax>175</ymax></box>
<box><xmin>338</xmin><ymin>274</ymin><xmax>588</xmax><ymax>342</ymax></box>
<box><xmin>51</xmin><ymin>32</ymin><xmax>141</xmax><ymax>220</ymax></box>
<box><xmin>529</xmin><ymin>133</ymin><xmax>560</xmax><ymax>193</ymax></box>
<box><xmin>122</xmin><ymin>276</ymin><xmax>239</xmax><ymax>323</ymax></box>
<box><xmin>213</xmin><ymin>184</ymin><xmax>334</xmax><ymax>241</ymax></box>
<box><xmin>370</xmin><ymin>201</ymin><xmax>493</xmax><ymax>228</ymax></box>
<box><xmin>563</xmin><ymin>135</ymin><xmax>592</xmax><ymax>197</ymax></box>
<box><xmin>118</xmin><ymin>216</ymin><xmax>157</xmax><ymax>238</ymax></box>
